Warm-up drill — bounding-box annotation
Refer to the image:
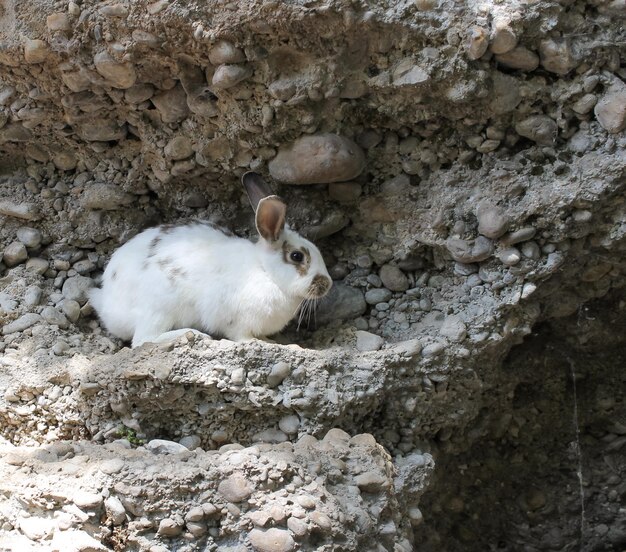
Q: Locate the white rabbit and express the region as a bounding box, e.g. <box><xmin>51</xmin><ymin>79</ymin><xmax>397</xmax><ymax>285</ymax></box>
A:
<box><xmin>89</xmin><ymin>172</ymin><xmax>332</xmax><ymax>348</ymax></box>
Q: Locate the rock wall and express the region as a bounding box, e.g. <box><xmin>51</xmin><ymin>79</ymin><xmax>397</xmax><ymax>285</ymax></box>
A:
<box><xmin>0</xmin><ymin>0</ymin><xmax>625</xmax><ymax>551</ymax></box>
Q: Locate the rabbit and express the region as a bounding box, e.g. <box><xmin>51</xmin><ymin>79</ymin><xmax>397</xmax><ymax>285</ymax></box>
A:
<box><xmin>89</xmin><ymin>172</ymin><xmax>332</xmax><ymax>348</ymax></box>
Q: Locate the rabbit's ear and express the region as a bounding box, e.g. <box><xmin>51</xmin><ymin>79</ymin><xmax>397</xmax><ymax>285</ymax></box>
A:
<box><xmin>242</xmin><ymin>172</ymin><xmax>274</xmax><ymax>212</ymax></box>
<box><xmin>256</xmin><ymin>196</ymin><xmax>286</xmax><ymax>242</ymax></box>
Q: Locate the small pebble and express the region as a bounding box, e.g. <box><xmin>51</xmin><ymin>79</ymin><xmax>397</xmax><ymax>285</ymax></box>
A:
<box><xmin>594</xmin><ymin>82</ymin><xmax>626</xmax><ymax>134</ymax></box>
<box><xmin>209</xmin><ymin>40</ymin><xmax>246</xmax><ymax>65</ymax></box>
<box><xmin>477</xmin><ymin>203</ymin><xmax>509</xmax><ymax>239</ymax></box>
<box><xmin>2</xmin><ymin>313</ymin><xmax>41</xmax><ymax>335</ymax></box>
<box><xmin>497</xmin><ymin>247</ymin><xmax>521</xmax><ymax>266</ymax></box>
<box><xmin>3</xmin><ymin>242</ymin><xmax>28</xmax><ymax>267</ymax></box>
<box><xmin>355</xmin><ymin>330</ymin><xmax>384</xmax><ymax>352</ymax></box>
<box><xmin>267</xmin><ymin>361</ymin><xmax>290</xmax><ymax>387</ymax></box>
<box><xmin>439</xmin><ymin>315</ymin><xmax>467</xmax><ymax>342</ymax></box>
<box><xmin>105</xmin><ymin>496</ymin><xmax>126</xmax><ymax>526</ymax></box>
<box><xmin>212</xmin><ymin>64</ymin><xmax>252</xmax><ymax>89</ymax></box>
<box><xmin>218</xmin><ymin>475</ymin><xmax>254</xmax><ymax>503</ymax></box>
<box><xmin>46</xmin><ymin>13</ymin><xmax>70</xmax><ymax>32</ymax></box>
<box><xmin>24</xmin><ymin>285</ymin><xmax>43</xmax><ymax>307</ymax></box>
<box><xmin>365</xmin><ymin>288</ymin><xmax>392</xmax><ymax>305</ymax></box>
<box><xmin>379</xmin><ymin>264</ymin><xmax>409</xmax><ymax>292</ymax></box>
<box><xmin>157</xmin><ymin>517</ymin><xmax>183</xmax><ymax>537</ymax></box>
<box><xmin>278</xmin><ymin>415</ymin><xmax>300</xmax><ymax>435</ymax></box>
<box><xmin>60</xmin><ymin>299</ymin><xmax>81</xmax><ymax>323</ymax></box>
<box><xmin>41</xmin><ymin>306</ymin><xmax>70</xmax><ymax>329</ymax></box>
<box><xmin>515</xmin><ymin>115</ymin><xmax>557</xmax><ymax>145</ymax></box>
<box><xmin>249</xmin><ymin>528</ymin><xmax>295</xmax><ymax>552</ymax></box>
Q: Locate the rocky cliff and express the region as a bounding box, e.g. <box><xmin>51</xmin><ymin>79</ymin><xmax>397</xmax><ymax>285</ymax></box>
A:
<box><xmin>0</xmin><ymin>1</ymin><xmax>624</xmax><ymax>551</ymax></box>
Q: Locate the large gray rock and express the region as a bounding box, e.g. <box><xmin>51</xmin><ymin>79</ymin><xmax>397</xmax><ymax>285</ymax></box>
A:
<box><xmin>269</xmin><ymin>134</ymin><xmax>365</xmax><ymax>184</ymax></box>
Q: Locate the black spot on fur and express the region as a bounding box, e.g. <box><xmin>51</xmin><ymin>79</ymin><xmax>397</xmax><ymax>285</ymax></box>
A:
<box><xmin>148</xmin><ymin>235</ymin><xmax>161</xmax><ymax>258</ymax></box>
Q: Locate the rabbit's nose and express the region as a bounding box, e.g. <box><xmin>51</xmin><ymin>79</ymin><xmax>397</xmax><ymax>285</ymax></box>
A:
<box><xmin>310</xmin><ymin>275</ymin><xmax>332</xmax><ymax>297</ymax></box>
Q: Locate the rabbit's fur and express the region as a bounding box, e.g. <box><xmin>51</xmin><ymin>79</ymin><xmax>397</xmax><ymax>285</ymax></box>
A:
<box><xmin>89</xmin><ymin>173</ymin><xmax>332</xmax><ymax>348</ymax></box>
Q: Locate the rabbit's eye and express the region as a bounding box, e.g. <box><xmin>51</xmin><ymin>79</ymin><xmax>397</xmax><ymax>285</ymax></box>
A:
<box><xmin>290</xmin><ymin>251</ymin><xmax>304</xmax><ymax>263</ymax></box>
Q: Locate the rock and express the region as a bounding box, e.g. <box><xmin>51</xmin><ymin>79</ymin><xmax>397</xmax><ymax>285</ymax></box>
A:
<box><xmin>0</xmin><ymin>200</ymin><xmax>40</xmax><ymax>221</ymax></box>
<box><xmin>490</xmin><ymin>20</ymin><xmax>517</xmax><ymax>54</ymax></box>
<box><xmin>53</xmin><ymin>150</ymin><xmax>78</xmax><ymax>171</ymax></box>
<box><xmin>1</xmin><ymin>123</ymin><xmax>32</xmax><ymax>141</ymax></box>
<box><xmin>355</xmin><ymin>471</ymin><xmax>388</xmax><ymax>492</ymax></box>
<box><xmin>300</xmin><ymin>211</ymin><xmax>349</xmax><ymax>239</ymax></box>
<box><xmin>477</xmin><ymin>203</ymin><xmax>509</xmax><ymax>239</ymax></box>
<box><xmin>0</xmin><ymin>293</ymin><xmax>18</xmax><ymax>313</ymax></box>
<box><xmin>379</xmin><ymin>264</ymin><xmax>409</xmax><ymax>292</ymax></box>
<box><xmin>253</xmin><ymin>429</ymin><xmax>288</xmax><ymax>443</ymax></box>
<box><xmin>62</xmin><ymin>275</ymin><xmax>94</xmax><ymax>305</ymax></box>
<box><xmin>365</xmin><ymin>288</ymin><xmax>392</xmax><ymax>305</ymax></box>
<box><xmin>422</xmin><ymin>341</ymin><xmax>445</xmax><ymax>357</ymax></box>
<box><xmin>501</xmin><ymin>227</ymin><xmax>536</xmax><ymax>245</ymax></box>
<box><xmin>105</xmin><ymin>496</ymin><xmax>126</xmax><ymax>525</ymax></box>
<box><xmin>60</xmin><ymin>299</ymin><xmax>81</xmax><ymax>323</ymax></box>
<box><xmin>3</xmin><ymin>241</ymin><xmax>28</xmax><ymax>266</ymax></box>
<box><xmin>93</xmin><ymin>51</ymin><xmax>137</xmax><ymax>89</ymax></box>
<box><xmin>77</xmin><ymin>119</ymin><xmax>127</xmax><ymax>141</ymax></box>
<box><xmin>494</xmin><ymin>46</ymin><xmax>539</xmax><ymax>71</ymax></box>
<box><xmin>179</xmin><ymin>435</ymin><xmax>201</xmax><ymax>450</ymax></box>
<box><xmin>572</xmin><ymin>93</ymin><xmax>597</xmax><ymax>115</ymax></box>
<box><xmin>268</xmin><ymin>79</ymin><xmax>296</xmax><ymax>101</ymax></box>
<box><xmin>278</xmin><ymin>415</ymin><xmax>300</xmax><ymax>435</ymax></box>
<box><xmin>185</xmin><ymin>506</ymin><xmax>205</xmax><ymax>523</ymax></box>
<box><xmin>209</xmin><ymin>40</ymin><xmax>246</xmax><ymax>64</ymax></box>
<box><xmin>152</xmin><ymin>84</ymin><xmax>190</xmax><ymax>123</ymax></box>
<box><xmin>309</xmin><ymin>511</ymin><xmax>332</xmax><ymax>530</ymax></box>
<box><xmin>145</xmin><ymin>439</ymin><xmax>189</xmax><ymax>454</ymax></box>
<box><xmin>24</xmin><ymin>39</ymin><xmax>49</xmax><ymax>64</ymax></box>
<box><xmin>218</xmin><ymin>475</ymin><xmax>254</xmax><ymax>503</ymax></box>
<box><xmin>24</xmin><ymin>286</ymin><xmax>43</xmax><ymax>307</ymax></box>
<box><xmin>19</xmin><ymin>517</ymin><xmax>55</xmax><ymax>540</ymax></box>
<box><xmin>186</xmin><ymin>520</ymin><xmax>207</xmax><ymax>537</ymax></box>
<box><xmin>490</xmin><ymin>72</ymin><xmax>522</xmax><ymax>115</ymax></box>
<box><xmin>46</xmin><ymin>13</ymin><xmax>70</xmax><ymax>32</ymax></box>
<box><xmin>467</xmin><ymin>26</ymin><xmax>489</xmax><ymax>60</ymax></box>
<box><xmin>440</xmin><ymin>315</ymin><xmax>467</xmax><ymax>342</ymax></box>
<box><xmin>26</xmin><ymin>258</ymin><xmax>49</xmax><ymax>275</ymax></box>
<box><xmin>269</xmin><ymin>134</ymin><xmax>365</xmax><ymax>185</ymax></box>
<box><xmin>355</xmin><ymin>330</ymin><xmax>384</xmax><ymax>352</ymax></box>
<box><xmin>267</xmin><ymin>361</ymin><xmax>290</xmax><ymax>388</ymax></box>
<box><xmin>328</xmin><ymin>182</ymin><xmax>362</xmax><ymax>202</ymax></box>
<box><xmin>287</xmin><ymin>516</ymin><xmax>308</xmax><ymax>537</ymax></box>
<box><xmin>50</xmin><ymin>529</ymin><xmax>109</xmax><ymax>551</ymax></box>
<box><xmin>521</xmin><ymin>241</ymin><xmax>541</xmax><ymax>260</ymax></box>
<box><xmin>99</xmin><ymin>3</ymin><xmax>129</xmax><ymax>16</ymax></box>
<box><xmin>391</xmin><ymin>339</ymin><xmax>422</xmax><ymax>357</ymax></box>
<box><xmin>80</xmin><ymin>183</ymin><xmax>134</xmax><ymax>210</ymax></box>
<box><xmin>249</xmin><ymin>528</ymin><xmax>295</xmax><ymax>552</ymax></box>
<box><xmin>515</xmin><ymin>115</ymin><xmax>557</xmax><ymax>145</ymax></box>
<box><xmin>73</xmin><ymin>490</ymin><xmax>104</xmax><ymax>510</ymax></box>
<box><xmin>594</xmin><ymin>82</ymin><xmax>626</xmax><ymax>133</ymax></box>
<box><xmin>41</xmin><ymin>306</ymin><xmax>70</xmax><ymax>329</ymax></box>
<box><xmin>497</xmin><ymin>247</ymin><xmax>521</xmax><ymax>266</ymax></box>
<box><xmin>539</xmin><ymin>39</ymin><xmax>576</xmax><ymax>75</ymax></box>
<box><xmin>164</xmin><ymin>136</ymin><xmax>193</xmax><ymax>160</ymax></box>
<box><xmin>392</xmin><ymin>58</ymin><xmax>430</xmax><ymax>86</ymax></box>
<box><xmin>100</xmin><ymin>458</ymin><xmax>125</xmax><ymax>474</ymax></box>
<box><xmin>212</xmin><ymin>64</ymin><xmax>253</xmax><ymax>89</ymax></box>
<box><xmin>316</xmin><ymin>284</ymin><xmax>366</xmax><ymax>324</ymax></box>
<box><xmin>125</xmin><ymin>84</ymin><xmax>154</xmax><ymax>103</ymax></box>
<box><xmin>157</xmin><ymin>517</ymin><xmax>183</xmax><ymax>537</ymax></box>
<box><xmin>446</xmin><ymin>236</ymin><xmax>494</xmax><ymax>263</ymax></box>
